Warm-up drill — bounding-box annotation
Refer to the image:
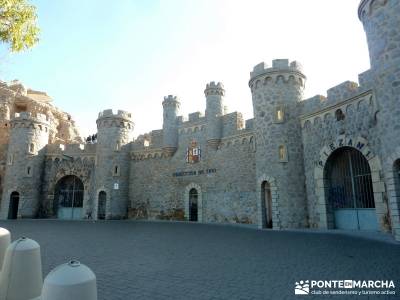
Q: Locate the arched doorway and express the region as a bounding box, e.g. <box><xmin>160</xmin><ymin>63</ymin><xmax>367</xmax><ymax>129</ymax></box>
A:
<box><xmin>262</xmin><ymin>181</ymin><xmax>273</xmax><ymax>228</ymax></box>
<box><xmin>54</xmin><ymin>175</ymin><xmax>84</xmax><ymax>220</ymax></box>
<box><xmin>325</xmin><ymin>147</ymin><xmax>377</xmax><ymax>230</ymax></box>
<box><xmin>98</xmin><ymin>191</ymin><xmax>106</xmax><ymax>220</ymax></box>
<box><xmin>8</xmin><ymin>191</ymin><xmax>19</xmax><ymax>219</ymax></box>
<box><xmin>189</xmin><ymin>188</ymin><xmax>198</xmax><ymax>222</ymax></box>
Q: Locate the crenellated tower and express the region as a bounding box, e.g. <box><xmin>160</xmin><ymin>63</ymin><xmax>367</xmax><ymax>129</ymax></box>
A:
<box><xmin>0</xmin><ymin>112</ymin><xmax>50</xmax><ymax>219</ymax></box>
<box><xmin>162</xmin><ymin>95</ymin><xmax>180</xmax><ymax>156</ymax></box>
<box><xmin>95</xmin><ymin>109</ymin><xmax>134</xmax><ymax>219</ymax></box>
<box><xmin>249</xmin><ymin>59</ymin><xmax>307</xmax><ymax>229</ymax></box>
<box><xmin>205</xmin><ymin>81</ymin><xmax>225</xmax><ymax>149</ymax></box>
<box><xmin>358</xmin><ymin>0</ymin><xmax>400</xmax><ymax>238</ymax></box>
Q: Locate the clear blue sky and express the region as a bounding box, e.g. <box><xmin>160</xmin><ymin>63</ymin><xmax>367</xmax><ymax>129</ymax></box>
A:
<box><xmin>0</xmin><ymin>0</ymin><xmax>370</xmax><ymax>138</ymax></box>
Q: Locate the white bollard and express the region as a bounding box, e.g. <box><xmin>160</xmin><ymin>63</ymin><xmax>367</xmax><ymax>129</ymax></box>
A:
<box><xmin>0</xmin><ymin>227</ymin><xmax>11</xmax><ymax>271</ymax></box>
<box><xmin>0</xmin><ymin>237</ymin><xmax>43</xmax><ymax>300</ymax></box>
<box><xmin>41</xmin><ymin>260</ymin><xmax>97</xmax><ymax>300</ymax></box>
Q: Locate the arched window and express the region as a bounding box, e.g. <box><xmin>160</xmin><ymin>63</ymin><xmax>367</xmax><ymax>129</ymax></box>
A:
<box><xmin>335</xmin><ymin>109</ymin><xmax>345</xmax><ymax>121</ymax></box>
<box><xmin>29</xmin><ymin>143</ymin><xmax>35</xmax><ymax>153</ymax></box>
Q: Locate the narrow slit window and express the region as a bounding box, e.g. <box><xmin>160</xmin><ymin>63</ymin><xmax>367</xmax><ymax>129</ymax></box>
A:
<box><xmin>275</xmin><ymin>105</ymin><xmax>285</xmax><ymax>123</ymax></box>
<box><xmin>278</xmin><ymin>145</ymin><xmax>288</xmax><ymax>162</ymax></box>
<box><xmin>114</xmin><ymin>165</ymin><xmax>119</xmax><ymax>176</ymax></box>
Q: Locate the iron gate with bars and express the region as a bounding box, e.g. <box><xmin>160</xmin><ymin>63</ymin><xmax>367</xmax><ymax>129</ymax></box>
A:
<box><xmin>326</xmin><ymin>147</ymin><xmax>377</xmax><ymax>230</ymax></box>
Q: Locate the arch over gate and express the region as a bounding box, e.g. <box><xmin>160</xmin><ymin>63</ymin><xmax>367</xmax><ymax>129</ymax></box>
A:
<box><xmin>314</xmin><ymin>136</ymin><xmax>386</xmax><ymax>231</ymax></box>
<box><xmin>54</xmin><ymin>175</ymin><xmax>84</xmax><ymax>220</ymax></box>
<box><xmin>8</xmin><ymin>191</ymin><xmax>19</xmax><ymax>219</ymax></box>
<box><xmin>324</xmin><ymin>147</ymin><xmax>376</xmax><ymax>230</ymax></box>
<box><xmin>184</xmin><ymin>183</ymin><xmax>203</xmax><ymax>222</ymax></box>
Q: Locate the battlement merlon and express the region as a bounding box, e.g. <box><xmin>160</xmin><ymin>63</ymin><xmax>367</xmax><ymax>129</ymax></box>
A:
<box><xmin>11</xmin><ymin>112</ymin><xmax>50</xmax><ymax>125</ymax></box>
<box><xmin>97</xmin><ymin>109</ymin><xmax>133</xmax><ymax>121</ymax></box>
<box><xmin>204</xmin><ymin>81</ymin><xmax>225</xmax><ymax>96</ymax></box>
<box><xmin>249</xmin><ymin>59</ymin><xmax>305</xmax><ymax>85</ymax></box>
<box><xmin>46</xmin><ymin>143</ymin><xmax>97</xmax><ymax>156</ymax></box>
<box><xmin>358</xmin><ymin>0</ymin><xmax>377</xmax><ymax>21</ymax></box>
<box><xmin>162</xmin><ymin>95</ymin><xmax>180</xmax><ymax>108</ymax></box>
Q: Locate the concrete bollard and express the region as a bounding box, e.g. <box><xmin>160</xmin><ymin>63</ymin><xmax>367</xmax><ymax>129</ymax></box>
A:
<box><xmin>0</xmin><ymin>227</ymin><xmax>11</xmax><ymax>271</ymax></box>
<box><xmin>41</xmin><ymin>260</ymin><xmax>97</xmax><ymax>300</ymax></box>
<box><xmin>0</xmin><ymin>237</ymin><xmax>43</xmax><ymax>300</ymax></box>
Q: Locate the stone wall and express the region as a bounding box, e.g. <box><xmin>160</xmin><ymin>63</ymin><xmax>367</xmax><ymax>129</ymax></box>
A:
<box><xmin>130</xmin><ymin>126</ymin><xmax>257</xmax><ymax>224</ymax></box>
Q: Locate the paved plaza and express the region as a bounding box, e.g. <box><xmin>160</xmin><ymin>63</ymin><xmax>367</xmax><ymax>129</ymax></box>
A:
<box><xmin>0</xmin><ymin>220</ymin><xmax>399</xmax><ymax>300</ymax></box>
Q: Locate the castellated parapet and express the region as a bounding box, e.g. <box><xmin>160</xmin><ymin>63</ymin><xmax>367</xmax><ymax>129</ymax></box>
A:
<box><xmin>204</xmin><ymin>81</ymin><xmax>225</xmax><ymax>96</ymax></box>
<box><xmin>249</xmin><ymin>59</ymin><xmax>305</xmax><ymax>90</ymax></box>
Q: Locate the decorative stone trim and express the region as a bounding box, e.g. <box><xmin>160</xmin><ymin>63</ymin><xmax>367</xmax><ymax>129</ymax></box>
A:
<box><xmin>131</xmin><ymin>148</ymin><xmax>164</xmax><ymax>160</ymax></box>
<box><xmin>300</xmin><ymin>90</ymin><xmax>376</xmax><ymax>127</ymax></box>
<box><xmin>257</xmin><ymin>175</ymin><xmax>280</xmax><ymax>229</ymax></box>
<box><xmin>384</xmin><ymin>146</ymin><xmax>400</xmax><ymax>241</ymax></box>
<box><xmin>314</xmin><ymin>135</ymin><xmax>387</xmax><ymax>232</ymax></box>
<box><xmin>179</xmin><ymin>124</ymin><xmax>206</xmax><ymax>134</ymax></box>
<box><xmin>184</xmin><ymin>183</ymin><xmax>203</xmax><ymax>222</ymax></box>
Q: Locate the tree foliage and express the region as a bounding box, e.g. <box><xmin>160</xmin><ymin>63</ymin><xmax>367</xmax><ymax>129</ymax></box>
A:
<box><xmin>0</xmin><ymin>0</ymin><xmax>39</xmax><ymax>52</ymax></box>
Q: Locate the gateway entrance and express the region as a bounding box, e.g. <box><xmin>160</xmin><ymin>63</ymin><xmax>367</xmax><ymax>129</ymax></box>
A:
<box><xmin>325</xmin><ymin>147</ymin><xmax>377</xmax><ymax>230</ymax></box>
<box><xmin>8</xmin><ymin>191</ymin><xmax>19</xmax><ymax>219</ymax></box>
<box><xmin>54</xmin><ymin>175</ymin><xmax>84</xmax><ymax>220</ymax></box>
<box><xmin>189</xmin><ymin>188</ymin><xmax>198</xmax><ymax>222</ymax></box>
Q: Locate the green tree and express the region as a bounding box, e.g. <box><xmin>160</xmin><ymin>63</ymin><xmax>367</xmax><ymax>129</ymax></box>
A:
<box><xmin>0</xmin><ymin>0</ymin><xmax>39</xmax><ymax>52</ymax></box>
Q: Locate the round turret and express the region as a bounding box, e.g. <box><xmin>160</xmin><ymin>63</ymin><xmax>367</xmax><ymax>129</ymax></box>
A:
<box><xmin>162</xmin><ymin>95</ymin><xmax>180</xmax><ymax>156</ymax></box>
<box><xmin>1</xmin><ymin>112</ymin><xmax>50</xmax><ymax>219</ymax></box>
<box><xmin>95</xmin><ymin>109</ymin><xmax>134</xmax><ymax>219</ymax></box>
<box><xmin>358</xmin><ymin>0</ymin><xmax>400</xmax><ymax>70</ymax></box>
<box><xmin>96</xmin><ymin>109</ymin><xmax>134</xmax><ymax>149</ymax></box>
<box><xmin>250</xmin><ymin>59</ymin><xmax>307</xmax><ymax>229</ymax></box>
<box><xmin>205</xmin><ymin>82</ymin><xmax>225</xmax><ymax>149</ymax></box>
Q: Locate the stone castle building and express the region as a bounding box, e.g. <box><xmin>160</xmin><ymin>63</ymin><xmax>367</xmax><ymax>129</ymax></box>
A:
<box><xmin>0</xmin><ymin>0</ymin><xmax>399</xmax><ymax>240</ymax></box>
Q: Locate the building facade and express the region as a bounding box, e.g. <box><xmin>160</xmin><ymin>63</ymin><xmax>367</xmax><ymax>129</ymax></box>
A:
<box><xmin>0</xmin><ymin>0</ymin><xmax>399</xmax><ymax>240</ymax></box>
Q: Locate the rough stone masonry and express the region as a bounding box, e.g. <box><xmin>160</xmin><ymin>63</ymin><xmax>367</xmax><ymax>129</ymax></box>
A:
<box><xmin>0</xmin><ymin>0</ymin><xmax>399</xmax><ymax>241</ymax></box>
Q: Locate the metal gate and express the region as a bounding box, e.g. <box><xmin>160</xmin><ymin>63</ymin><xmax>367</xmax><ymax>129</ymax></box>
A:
<box><xmin>55</xmin><ymin>176</ymin><xmax>84</xmax><ymax>220</ymax></box>
<box><xmin>326</xmin><ymin>147</ymin><xmax>378</xmax><ymax>230</ymax></box>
